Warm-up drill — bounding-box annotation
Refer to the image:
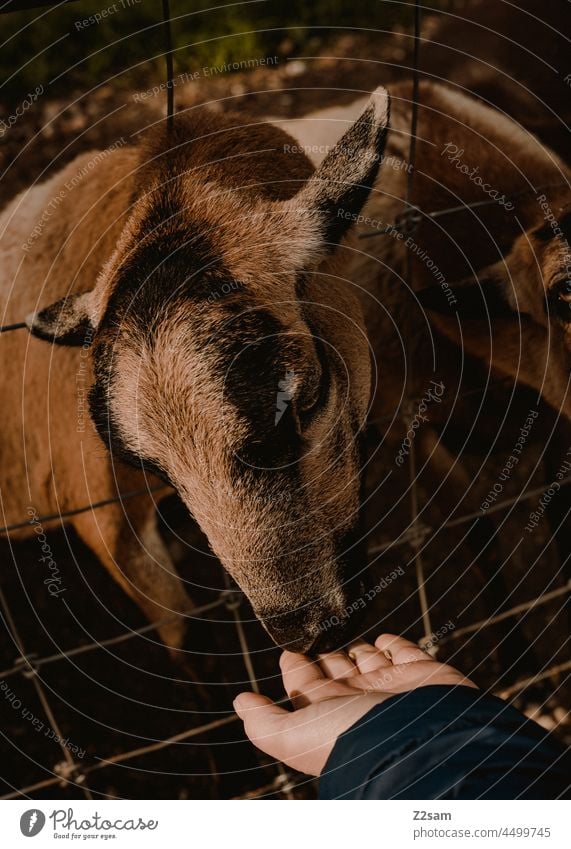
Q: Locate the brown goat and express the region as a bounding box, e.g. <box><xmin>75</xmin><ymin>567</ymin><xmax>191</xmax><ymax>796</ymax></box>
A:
<box><xmin>1</xmin><ymin>88</ymin><xmax>390</xmax><ymax>655</ymax></box>
<box><xmin>4</xmin><ymin>78</ymin><xmax>568</xmax><ymax>660</ymax></box>
<box><xmin>283</xmin><ymin>80</ymin><xmax>571</xmax><ymax>428</ymax></box>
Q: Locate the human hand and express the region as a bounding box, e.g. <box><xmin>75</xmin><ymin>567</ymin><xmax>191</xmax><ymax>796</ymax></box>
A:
<box><xmin>234</xmin><ymin>633</ymin><xmax>477</xmax><ymax>776</ymax></box>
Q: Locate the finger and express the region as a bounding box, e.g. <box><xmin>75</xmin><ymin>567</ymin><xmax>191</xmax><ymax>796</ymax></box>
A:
<box><xmin>317</xmin><ymin>650</ymin><xmax>356</xmax><ymax>680</ymax></box>
<box><xmin>340</xmin><ymin>666</ymin><xmax>404</xmax><ymax>692</ymax></box>
<box><xmin>233</xmin><ymin>692</ymin><xmax>291</xmax><ymax>759</ymax></box>
<box><xmin>280</xmin><ymin>651</ymin><xmax>327</xmax><ymax>707</ymax></box>
<box><xmin>374</xmin><ymin>633</ymin><xmax>432</xmax><ymax>665</ymax></box>
<box><xmin>342</xmin><ymin>659</ymin><xmax>478</xmax><ymax>696</ymax></box>
<box><xmin>348</xmin><ymin>639</ymin><xmax>392</xmax><ymax>674</ymax></box>
<box><xmin>344</xmin><ymin>661</ymin><xmax>441</xmax><ymax>693</ymax></box>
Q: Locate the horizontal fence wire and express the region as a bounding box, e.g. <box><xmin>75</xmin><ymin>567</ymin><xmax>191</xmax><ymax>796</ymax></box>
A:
<box><xmin>0</xmin><ymin>322</ymin><xmax>27</xmax><ymax>334</ymax></box>
<box><xmin>357</xmin><ymin>180</ymin><xmax>570</xmax><ymax>241</ymax></box>
<box><xmin>0</xmin><ymin>715</ymin><xmax>240</xmax><ymax>800</ymax></box>
<box><xmin>0</xmin><ymin>596</ymin><xmax>229</xmax><ymax>681</ymax></box>
<box><xmin>368</xmin><ymin>377</ymin><xmax>513</xmax><ymax>430</ymax></box>
<box><xmin>1</xmin><ymin>484</ymin><xmax>170</xmax><ymax>534</ymax></box>
<box><xmin>438</xmin><ymin>581</ymin><xmax>571</xmax><ymax>645</ymax></box>
<box><xmin>497</xmin><ymin>660</ymin><xmax>571</xmax><ymax>701</ymax></box>
<box><xmin>368</xmin><ymin>474</ymin><xmax>571</xmax><ymax>558</ymax></box>
<box><xmin>1</xmin><ymin>571</ymin><xmax>568</xmax><ymax>689</ymax></box>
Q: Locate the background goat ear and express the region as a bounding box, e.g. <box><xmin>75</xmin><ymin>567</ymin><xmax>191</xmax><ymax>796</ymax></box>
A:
<box><xmin>417</xmin><ymin>271</ymin><xmax>516</xmax><ymax>320</ymax></box>
<box><xmin>26</xmin><ymin>291</ymin><xmax>96</xmax><ymax>346</ymax></box>
<box><xmin>293</xmin><ymin>86</ymin><xmax>390</xmax><ymax>250</ymax></box>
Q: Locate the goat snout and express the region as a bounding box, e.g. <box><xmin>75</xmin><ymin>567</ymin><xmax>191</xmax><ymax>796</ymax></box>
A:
<box><xmin>257</xmin><ymin>579</ymin><xmax>367</xmax><ymax>655</ymax></box>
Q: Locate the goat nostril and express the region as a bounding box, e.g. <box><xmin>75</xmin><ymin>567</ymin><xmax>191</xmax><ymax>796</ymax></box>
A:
<box><xmin>271</xmin><ymin>632</ymin><xmax>319</xmax><ymax>654</ymax></box>
<box><xmin>308</xmin><ymin>628</ymin><xmax>348</xmax><ymax>656</ymax></box>
<box><xmin>258</xmin><ymin>588</ymin><xmax>368</xmax><ymax>654</ymax></box>
<box><xmin>264</xmin><ymin>623</ymin><xmax>357</xmax><ymax>656</ymax></box>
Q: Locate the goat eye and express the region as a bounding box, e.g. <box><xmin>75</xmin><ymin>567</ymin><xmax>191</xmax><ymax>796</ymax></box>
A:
<box><xmin>295</xmin><ymin>332</ymin><xmax>330</xmax><ymax>429</ymax></box>
<box><xmin>297</xmin><ymin>368</ymin><xmax>329</xmax><ymax>430</ymax></box>
<box><xmin>558</xmin><ymin>279</ymin><xmax>571</xmax><ymax>300</ymax></box>
<box><xmin>551</xmin><ymin>279</ymin><xmax>571</xmax><ymax>322</ymax></box>
<box><xmin>298</xmin><ymin>382</ymin><xmax>320</xmax><ymax>416</ymax></box>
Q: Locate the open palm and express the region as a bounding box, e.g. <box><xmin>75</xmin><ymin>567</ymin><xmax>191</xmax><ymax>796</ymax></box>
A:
<box><xmin>234</xmin><ymin>633</ymin><xmax>477</xmax><ymax>776</ymax></box>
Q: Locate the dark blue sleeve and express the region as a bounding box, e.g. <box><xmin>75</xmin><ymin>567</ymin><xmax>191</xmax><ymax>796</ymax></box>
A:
<box><xmin>319</xmin><ymin>684</ymin><xmax>571</xmax><ymax>799</ymax></box>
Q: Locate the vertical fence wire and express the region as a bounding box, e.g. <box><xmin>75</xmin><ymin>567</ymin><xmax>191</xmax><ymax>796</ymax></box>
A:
<box><xmin>161</xmin><ymin>0</ymin><xmax>174</xmax><ymax>133</ymax></box>
<box><xmin>403</xmin><ymin>0</ymin><xmax>434</xmax><ymax>650</ymax></box>
<box><xmin>222</xmin><ymin>574</ymin><xmax>297</xmax><ymax>799</ymax></box>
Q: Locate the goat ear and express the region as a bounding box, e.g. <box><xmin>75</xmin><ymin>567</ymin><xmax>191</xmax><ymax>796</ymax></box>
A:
<box><xmin>293</xmin><ymin>86</ymin><xmax>390</xmax><ymax>251</ymax></box>
<box><xmin>417</xmin><ymin>270</ymin><xmax>516</xmax><ymax>320</ymax></box>
<box><xmin>26</xmin><ymin>291</ymin><xmax>97</xmax><ymax>346</ymax></box>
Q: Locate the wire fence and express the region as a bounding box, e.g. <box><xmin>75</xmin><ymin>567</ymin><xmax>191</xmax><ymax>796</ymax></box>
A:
<box><xmin>1</xmin><ymin>0</ymin><xmax>570</xmax><ymax>801</ymax></box>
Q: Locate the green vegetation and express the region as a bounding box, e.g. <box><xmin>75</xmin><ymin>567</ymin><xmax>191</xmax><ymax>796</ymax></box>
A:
<box><xmin>0</xmin><ymin>0</ymin><xmax>453</xmax><ymax>104</ymax></box>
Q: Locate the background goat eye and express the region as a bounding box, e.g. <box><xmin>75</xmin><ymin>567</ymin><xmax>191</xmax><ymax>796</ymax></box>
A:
<box><xmin>558</xmin><ymin>279</ymin><xmax>571</xmax><ymax>300</ymax></box>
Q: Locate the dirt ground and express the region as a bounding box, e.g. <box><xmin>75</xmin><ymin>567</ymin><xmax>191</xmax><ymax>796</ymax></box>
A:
<box><xmin>1</xmin><ymin>8</ymin><xmax>570</xmax><ymax>800</ymax></box>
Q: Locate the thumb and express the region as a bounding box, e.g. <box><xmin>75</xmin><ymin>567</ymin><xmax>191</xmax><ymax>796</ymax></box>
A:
<box><xmin>234</xmin><ymin>692</ymin><xmax>291</xmax><ymax>758</ymax></box>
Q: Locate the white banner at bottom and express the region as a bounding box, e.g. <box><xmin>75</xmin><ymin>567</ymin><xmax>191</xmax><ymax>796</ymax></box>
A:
<box><xmin>2</xmin><ymin>799</ymin><xmax>570</xmax><ymax>849</ymax></box>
